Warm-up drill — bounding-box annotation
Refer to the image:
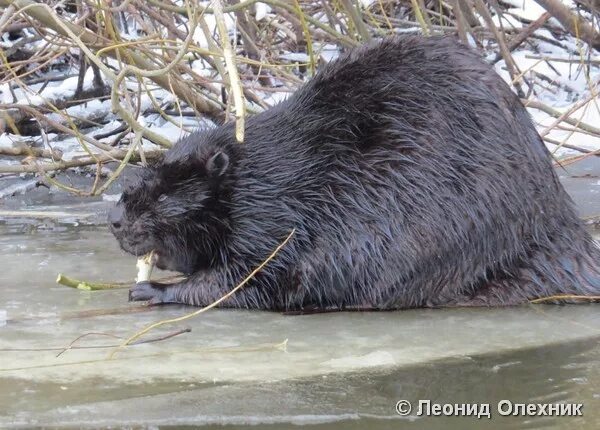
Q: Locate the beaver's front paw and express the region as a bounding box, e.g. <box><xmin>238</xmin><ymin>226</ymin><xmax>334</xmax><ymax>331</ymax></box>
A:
<box><xmin>129</xmin><ymin>281</ymin><xmax>173</xmax><ymax>305</ymax></box>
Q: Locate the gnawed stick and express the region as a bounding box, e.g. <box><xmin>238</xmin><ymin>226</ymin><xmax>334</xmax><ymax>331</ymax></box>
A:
<box><xmin>136</xmin><ymin>251</ymin><xmax>157</xmax><ymax>283</ymax></box>
<box><xmin>56</xmin><ymin>273</ymin><xmax>185</xmax><ymax>291</ymax></box>
<box><xmin>55</xmin><ymin>274</ymin><xmax>128</xmax><ymax>291</ymax></box>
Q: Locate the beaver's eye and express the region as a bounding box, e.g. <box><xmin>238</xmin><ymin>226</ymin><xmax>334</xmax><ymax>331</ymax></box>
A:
<box><xmin>158</xmin><ymin>194</ymin><xmax>168</xmax><ymax>202</ymax></box>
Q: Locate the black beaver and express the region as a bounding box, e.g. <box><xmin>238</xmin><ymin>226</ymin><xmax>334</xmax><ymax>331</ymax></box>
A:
<box><xmin>109</xmin><ymin>35</ymin><xmax>600</xmax><ymax>310</ymax></box>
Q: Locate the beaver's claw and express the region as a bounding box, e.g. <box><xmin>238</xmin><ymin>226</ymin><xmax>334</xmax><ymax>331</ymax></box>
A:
<box><xmin>129</xmin><ymin>281</ymin><xmax>174</xmax><ymax>305</ymax></box>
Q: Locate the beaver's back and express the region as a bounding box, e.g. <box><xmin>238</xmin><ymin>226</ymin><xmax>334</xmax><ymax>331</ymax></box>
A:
<box><xmin>218</xmin><ymin>36</ymin><xmax>600</xmax><ymax>309</ymax></box>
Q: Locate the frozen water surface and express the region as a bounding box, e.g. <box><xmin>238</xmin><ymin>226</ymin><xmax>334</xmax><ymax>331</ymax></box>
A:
<box><xmin>0</xmin><ymin>160</ymin><xmax>599</xmax><ymax>429</ymax></box>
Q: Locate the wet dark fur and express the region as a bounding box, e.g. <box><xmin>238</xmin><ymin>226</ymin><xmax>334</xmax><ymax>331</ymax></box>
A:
<box><xmin>110</xmin><ymin>36</ymin><xmax>600</xmax><ymax>310</ymax></box>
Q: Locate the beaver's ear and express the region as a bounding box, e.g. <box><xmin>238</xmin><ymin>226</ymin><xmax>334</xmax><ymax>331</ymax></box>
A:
<box><xmin>206</xmin><ymin>151</ymin><xmax>229</xmax><ymax>177</ymax></box>
<box><xmin>146</xmin><ymin>151</ymin><xmax>165</xmax><ymax>168</ymax></box>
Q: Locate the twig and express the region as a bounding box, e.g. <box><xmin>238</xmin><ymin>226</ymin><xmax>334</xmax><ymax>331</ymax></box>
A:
<box><xmin>213</xmin><ymin>0</ymin><xmax>246</xmax><ymax>143</ymax></box>
<box><xmin>55</xmin><ymin>328</ymin><xmax>191</xmax><ymax>357</ymax></box>
<box><xmin>0</xmin><ymin>340</ymin><xmax>288</xmax><ymax>373</ymax></box>
<box><xmin>0</xmin><ymin>144</ymin><xmax>62</xmax><ymax>159</ymax></box>
<box><xmin>340</xmin><ymin>0</ymin><xmax>372</xmax><ymax>40</ymax></box>
<box><xmin>0</xmin><ymin>329</ymin><xmax>190</xmax><ymax>354</ymax></box>
<box><xmin>543</xmin><ymin>136</ymin><xmax>599</xmax><ymax>154</ymax></box>
<box><xmin>530</xmin><ymin>295</ymin><xmax>600</xmax><ymax>303</ymax></box>
<box><xmin>534</xmin><ymin>88</ymin><xmax>599</xmax><ymax>138</ymax></box>
<box><xmin>524</xmin><ymin>99</ymin><xmax>600</xmax><ymax>136</ymax></box>
<box><xmin>56</xmin><ymin>273</ymin><xmax>130</xmax><ymax>291</ymax></box>
<box><xmin>492</xmin><ymin>12</ymin><xmax>551</xmax><ymax>64</ymax></box>
<box><xmin>473</xmin><ymin>0</ymin><xmax>524</xmax><ymax>96</ymax></box>
<box><xmin>56</xmin><ymin>273</ymin><xmax>187</xmax><ymax>291</ymax></box>
<box><xmin>525</xmin><ymin>55</ymin><xmax>600</xmax><ymax>65</ymax></box>
<box><xmin>410</xmin><ymin>0</ymin><xmax>431</xmax><ymax>35</ymax></box>
<box><xmin>0</xmin><ymin>148</ymin><xmax>163</xmax><ymax>174</ymax></box>
<box><xmin>533</xmin><ymin>0</ymin><xmax>600</xmax><ymax>50</ymax></box>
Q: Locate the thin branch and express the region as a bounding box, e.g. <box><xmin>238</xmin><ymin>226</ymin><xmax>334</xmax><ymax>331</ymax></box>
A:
<box><xmin>213</xmin><ymin>0</ymin><xmax>246</xmax><ymax>143</ymax></box>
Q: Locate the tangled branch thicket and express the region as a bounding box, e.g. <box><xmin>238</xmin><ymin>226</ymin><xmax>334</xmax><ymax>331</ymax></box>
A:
<box><xmin>0</xmin><ymin>0</ymin><xmax>599</xmax><ymax>196</ymax></box>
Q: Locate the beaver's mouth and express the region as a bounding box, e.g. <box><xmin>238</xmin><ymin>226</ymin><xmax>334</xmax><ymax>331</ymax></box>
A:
<box><xmin>118</xmin><ymin>237</ymin><xmax>156</xmax><ymax>257</ymax></box>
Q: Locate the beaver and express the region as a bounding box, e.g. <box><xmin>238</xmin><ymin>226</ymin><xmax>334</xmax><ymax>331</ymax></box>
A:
<box><xmin>109</xmin><ymin>35</ymin><xmax>600</xmax><ymax>310</ymax></box>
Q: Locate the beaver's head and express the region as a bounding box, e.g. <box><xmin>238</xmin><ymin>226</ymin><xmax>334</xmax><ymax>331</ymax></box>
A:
<box><xmin>108</xmin><ymin>131</ymin><xmax>236</xmax><ymax>274</ymax></box>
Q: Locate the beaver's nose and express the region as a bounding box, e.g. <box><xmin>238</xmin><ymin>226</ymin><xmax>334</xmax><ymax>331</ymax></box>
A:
<box><xmin>108</xmin><ymin>204</ymin><xmax>125</xmax><ymax>230</ymax></box>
